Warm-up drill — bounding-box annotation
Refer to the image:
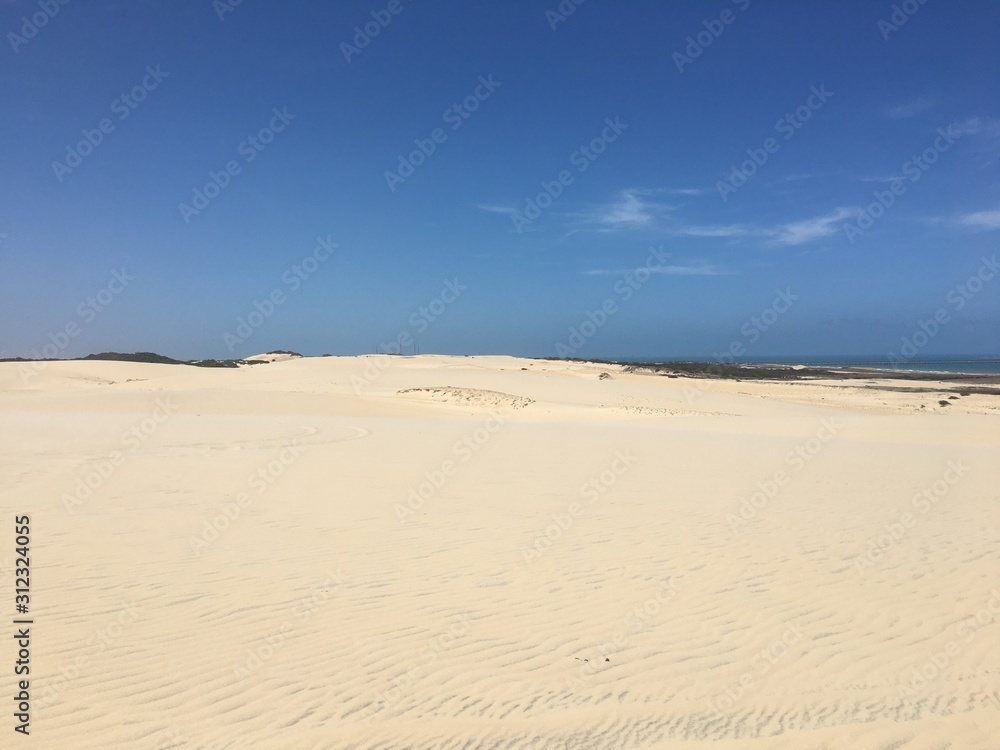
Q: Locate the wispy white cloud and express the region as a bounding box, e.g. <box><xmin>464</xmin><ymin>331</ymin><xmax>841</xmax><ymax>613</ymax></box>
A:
<box><xmin>481</xmin><ymin>184</ymin><xmax>865</xmax><ymax>250</ymax></box>
<box><xmin>583</xmin><ymin>263</ymin><xmax>732</xmax><ymax>276</ymax></box>
<box><xmin>476</xmin><ymin>203</ymin><xmax>517</xmax><ymax>215</ymax></box>
<box><xmin>772</xmin><ymin>173</ymin><xmax>817</xmax><ymax>184</ymax></box>
<box><xmin>768</xmin><ymin>208</ymin><xmax>857</xmax><ymax>246</ymax></box>
<box><xmin>859</xmin><ymin>175</ymin><xmax>902</xmax><ymax>183</ymax></box>
<box><xmin>629</xmin><ymin>204</ymin><xmax>859</xmax><ymax>247</ymax></box>
<box><xmin>886</xmin><ymin>97</ymin><xmax>933</xmax><ymax>119</ymax></box>
<box><xmin>666</xmin><ymin>223</ymin><xmax>753</xmax><ymax>238</ymax></box>
<box><xmin>947</xmin><ymin>117</ymin><xmax>1000</xmax><ymax>137</ymax></box>
<box><xmin>599</xmin><ymin>190</ymin><xmax>655</xmax><ymax>227</ymax></box>
<box><xmin>577</xmin><ymin>188</ymin><xmax>671</xmax><ymax>230</ymax></box>
<box><xmin>958</xmin><ymin>208</ymin><xmax>1000</xmax><ymax>230</ymax></box>
<box><xmin>669</xmin><ymin>187</ymin><xmax>712</xmax><ymax>196</ymax></box>
<box><xmin>947</xmin><ymin>117</ymin><xmax>1000</xmax><ymax>167</ymax></box>
<box><xmin>651</xmin><ymin>209</ymin><xmax>857</xmax><ymax>246</ymax></box>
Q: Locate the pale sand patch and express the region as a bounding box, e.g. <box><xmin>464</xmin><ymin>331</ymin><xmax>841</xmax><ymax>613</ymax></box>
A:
<box><xmin>1</xmin><ymin>355</ymin><xmax>998</xmax><ymax>748</ymax></box>
<box><xmin>244</xmin><ymin>352</ymin><xmax>304</xmax><ymax>364</ymax></box>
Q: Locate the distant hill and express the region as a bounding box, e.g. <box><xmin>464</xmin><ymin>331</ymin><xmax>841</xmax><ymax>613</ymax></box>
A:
<box><xmin>82</xmin><ymin>352</ymin><xmax>184</xmax><ymax>365</ymax></box>
<box><xmin>0</xmin><ymin>352</ymin><xmax>271</xmax><ymax>368</ymax></box>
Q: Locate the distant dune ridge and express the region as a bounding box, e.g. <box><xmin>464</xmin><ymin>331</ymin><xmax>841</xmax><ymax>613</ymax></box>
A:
<box><xmin>2</xmin><ymin>354</ymin><xmax>998</xmax><ymax>748</ymax></box>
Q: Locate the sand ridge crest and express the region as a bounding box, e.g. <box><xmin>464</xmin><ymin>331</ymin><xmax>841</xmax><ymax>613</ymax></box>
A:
<box><xmin>396</xmin><ymin>386</ymin><xmax>535</xmax><ymax>410</ymax></box>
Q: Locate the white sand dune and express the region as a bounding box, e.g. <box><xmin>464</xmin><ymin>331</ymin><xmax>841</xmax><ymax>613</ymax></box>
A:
<box><xmin>243</xmin><ymin>352</ymin><xmax>304</xmax><ymax>364</ymax></box>
<box><xmin>1</xmin><ymin>355</ymin><xmax>998</xmax><ymax>748</ymax></box>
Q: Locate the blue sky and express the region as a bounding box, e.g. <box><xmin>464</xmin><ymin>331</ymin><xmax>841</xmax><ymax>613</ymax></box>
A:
<box><xmin>1</xmin><ymin>0</ymin><xmax>998</xmax><ymax>361</ymax></box>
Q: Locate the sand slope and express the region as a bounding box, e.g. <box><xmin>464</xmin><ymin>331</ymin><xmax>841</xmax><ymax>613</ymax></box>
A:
<box><xmin>1</xmin><ymin>355</ymin><xmax>998</xmax><ymax>748</ymax></box>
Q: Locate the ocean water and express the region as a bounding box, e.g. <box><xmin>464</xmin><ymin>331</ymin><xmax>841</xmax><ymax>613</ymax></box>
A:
<box><xmin>617</xmin><ymin>355</ymin><xmax>1000</xmax><ymax>375</ymax></box>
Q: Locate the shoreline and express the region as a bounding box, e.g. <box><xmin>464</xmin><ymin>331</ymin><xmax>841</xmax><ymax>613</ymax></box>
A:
<box><xmin>559</xmin><ymin>358</ymin><xmax>1000</xmax><ymax>390</ymax></box>
<box><xmin>5</xmin><ymin>351</ymin><xmax>1000</xmax><ymax>392</ymax></box>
